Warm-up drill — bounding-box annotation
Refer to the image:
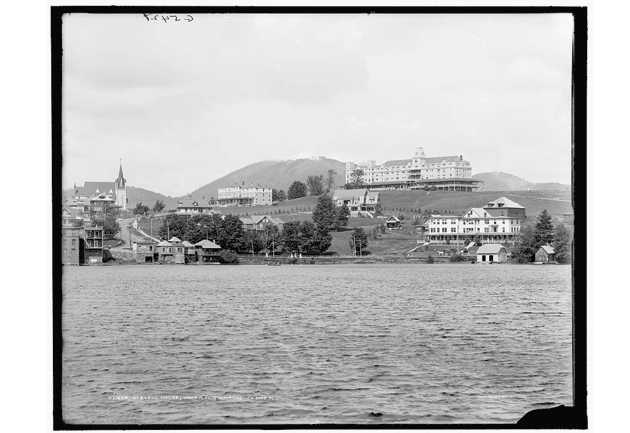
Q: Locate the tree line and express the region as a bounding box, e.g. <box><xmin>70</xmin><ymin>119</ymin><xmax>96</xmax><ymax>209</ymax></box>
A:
<box><xmin>513</xmin><ymin>209</ymin><xmax>572</xmax><ymax>263</ymax></box>
<box><xmin>273</xmin><ymin>169</ymin><xmax>339</xmax><ymax>202</ymax></box>
<box><xmin>153</xmin><ymin>193</ymin><xmax>353</xmax><ymax>256</ymax></box>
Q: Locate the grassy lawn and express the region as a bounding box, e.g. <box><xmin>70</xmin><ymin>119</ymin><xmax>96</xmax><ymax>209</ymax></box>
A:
<box><xmin>379</xmin><ymin>190</ymin><xmax>572</xmax><ymax>219</ymax></box>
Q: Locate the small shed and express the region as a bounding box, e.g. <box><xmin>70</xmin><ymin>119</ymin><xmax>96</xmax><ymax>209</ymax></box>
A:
<box><xmin>535</xmin><ymin>245</ymin><xmax>556</xmax><ymax>263</ymax></box>
<box><xmin>385</xmin><ymin>216</ymin><xmax>401</xmax><ymax>230</ymax></box>
<box><xmin>476</xmin><ymin>244</ymin><xmax>507</xmax><ymax>263</ymax></box>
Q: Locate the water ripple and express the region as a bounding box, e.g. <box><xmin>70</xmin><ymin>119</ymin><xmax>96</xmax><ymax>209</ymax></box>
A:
<box><xmin>62</xmin><ymin>264</ymin><xmax>572</xmax><ymax>424</ymax></box>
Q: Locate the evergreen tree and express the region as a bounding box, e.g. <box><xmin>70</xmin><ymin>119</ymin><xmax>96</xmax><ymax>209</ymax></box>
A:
<box><xmin>534</xmin><ymin>209</ymin><xmax>555</xmax><ymax>246</ymax></box>
<box><xmin>334</xmin><ymin>203</ymin><xmax>350</xmax><ymax>231</ymax></box>
<box><xmin>349</xmin><ymin>227</ymin><xmax>368</xmax><ymax>255</ymax></box>
<box><xmin>512</xmin><ymin>225</ymin><xmax>537</xmax><ymax>263</ymax></box>
<box><xmin>553</xmin><ymin>223</ymin><xmax>572</xmax><ymax>264</ymax></box>
<box><xmin>299</xmin><ymin>221</ymin><xmax>332</xmax><ymax>255</ymax></box>
<box><xmin>312</xmin><ymin>194</ymin><xmax>336</xmax><ymax>230</ymax></box>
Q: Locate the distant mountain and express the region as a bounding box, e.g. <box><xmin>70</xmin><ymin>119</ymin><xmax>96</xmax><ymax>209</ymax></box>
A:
<box><xmin>125</xmin><ymin>186</ymin><xmax>181</xmax><ymax>210</ymax></box>
<box><xmin>473</xmin><ymin>172</ymin><xmax>570</xmax><ymax>191</ymax></box>
<box><xmin>189</xmin><ymin>158</ymin><xmax>347</xmax><ymax>200</ymax></box>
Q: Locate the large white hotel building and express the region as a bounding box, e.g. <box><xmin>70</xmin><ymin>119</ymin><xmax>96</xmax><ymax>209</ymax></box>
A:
<box><xmin>345</xmin><ymin>147</ymin><xmax>484</xmax><ymax>191</ymax></box>
<box><xmin>216</xmin><ymin>185</ymin><xmax>272</xmax><ymax>207</ymax></box>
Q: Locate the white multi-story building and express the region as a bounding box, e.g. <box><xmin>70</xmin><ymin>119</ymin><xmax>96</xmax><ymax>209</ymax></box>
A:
<box><xmin>216</xmin><ymin>185</ymin><xmax>272</xmax><ymax>207</ymax></box>
<box><xmin>345</xmin><ymin>147</ymin><xmax>483</xmax><ymax>191</ymax></box>
<box><xmin>424</xmin><ymin>197</ymin><xmax>525</xmax><ymax>246</ymax></box>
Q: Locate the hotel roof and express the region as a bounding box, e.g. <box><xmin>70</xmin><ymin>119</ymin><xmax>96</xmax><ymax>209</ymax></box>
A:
<box><xmin>423</xmin><ymin>155</ymin><xmax>463</xmax><ymax>164</ymax></box>
<box><xmin>381</xmin><ymin>159</ymin><xmax>412</xmax><ymax>167</ymax></box>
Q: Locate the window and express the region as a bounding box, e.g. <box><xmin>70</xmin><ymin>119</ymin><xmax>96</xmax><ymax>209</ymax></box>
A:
<box><xmin>451</xmin><ymin>228</ymin><xmax>456</xmax><ymax>232</ymax></box>
<box><xmin>442</xmin><ymin>228</ymin><xmax>447</xmax><ymax>233</ymax></box>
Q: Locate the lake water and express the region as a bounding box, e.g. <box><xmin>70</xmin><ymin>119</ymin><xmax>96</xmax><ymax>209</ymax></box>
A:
<box><xmin>61</xmin><ymin>263</ymin><xmax>573</xmax><ymax>424</ymax></box>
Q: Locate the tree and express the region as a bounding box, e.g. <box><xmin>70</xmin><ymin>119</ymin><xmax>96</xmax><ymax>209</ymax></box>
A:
<box><xmin>241</xmin><ymin>230</ymin><xmax>265</xmax><ymax>254</ymax></box>
<box><xmin>133</xmin><ymin>202</ymin><xmax>150</xmax><ymax>216</ymax></box>
<box><xmin>280</xmin><ymin>221</ymin><xmax>302</xmax><ymax>254</ymax></box>
<box><xmin>299</xmin><ymin>221</ymin><xmax>331</xmax><ymax>255</ymax></box>
<box><xmin>553</xmin><ymin>223</ymin><xmax>573</xmax><ymax>264</ymax></box>
<box><xmin>325</xmin><ymin>169</ymin><xmax>337</xmax><ymax>193</ymax></box>
<box><xmin>535</xmin><ymin>209</ymin><xmax>555</xmax><ymax>247</ymax></box>
<box><xmin>158</xmin><ymin>214</ymin><xmax>191</xmax><ymax>240</ymax></box>
<box><xmin>350</xmin><ymin>168</ymin><xmax>364</xmax><ymax>187</ymax></box>
<box><xmin>312</xmin><ymin>194</ymin><xmax>336</xmax><ymax>231</ymax></box>
<box><xmin>153</xmin><ymin>200</ymin><xmax>165</xmax><ymax>214</ymax></box>
<box><xmin>272</xmin><ymin>189</ymin><xmax>287</xmax><ymax>202</ymax></box>
<box><xmin>218</xmin><ymin>250</ymin><xmax>239</xmax><ymax>264</ymax></box>
<box><xmin>512</xmin><ymin>225</ymin><xmax>538</xmax><ymax>263</ymax></box>
<box><xmin>426</xmin><ymin>255</ymin><xmax>435</xmax><ymax>264</ymax></box>
<box><xmin>334</xmin><ymin>203</ymin><xmax>350</xmax><ymax>231</ymax></box>
<box><xmin>287</xmin><ymin>181</ymin><xmax>308</xmax><ymax>200</ymax></box>
<box><xmin>306</xmin><ymin>175</ymin><xmax>325</xmax><ymax>196</ymax></box>
<box><xmin>262</xmin><ymin>224</ymin><xmax>281</xmax><ymax>252</ymax></box>
<box><xmin>349</xmin><ymin>227</ymin><xmax>368</xmax><ymax>255</ymax></box>
<box><xmin>215</xmin><ymin>214</ymin><xmax>247</xmax><ymax>252</ymax></box>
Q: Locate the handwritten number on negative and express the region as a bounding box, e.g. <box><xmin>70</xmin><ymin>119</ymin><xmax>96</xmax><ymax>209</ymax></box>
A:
<box><xmin>143</xmin><ymin>14</ymin><xmax>193</xmax><ymax>23</ymax></box>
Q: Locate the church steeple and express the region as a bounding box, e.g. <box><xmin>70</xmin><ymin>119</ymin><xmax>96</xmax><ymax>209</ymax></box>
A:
<box><xmin>116</xmin><ymin>158</ymin><xmax>126</xmax><ymax>189</ymax></box>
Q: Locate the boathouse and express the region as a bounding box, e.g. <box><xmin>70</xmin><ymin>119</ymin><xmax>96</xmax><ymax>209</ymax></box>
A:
<box><xmin>194</xmin><ymin>239</ymin><xmax>222</xmax><ymax>263</ymax></box>
<box><xmin>476</xmin><ymin>244</ymin><xmax>507</xmax><ymax>263</ymax></box>
<box><xmin>182</xmin><ymin>240</ymin><xmax>196</xmax><ymax>263</ymax></box>
<box><xmin>133</xmin><ymin>242</ymin><xmax>155</xmax><ymax>263</ymax></box>
<box><xmin>535</xmin><ymin>245</ymin><xmax>556</xmax><ymax>263</ymax></box>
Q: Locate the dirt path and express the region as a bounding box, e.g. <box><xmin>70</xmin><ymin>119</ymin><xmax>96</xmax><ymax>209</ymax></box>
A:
<box><xmin>112</xmin><ymin>218</ymin><xmax>153</xmax><ymax>249</ymax></box>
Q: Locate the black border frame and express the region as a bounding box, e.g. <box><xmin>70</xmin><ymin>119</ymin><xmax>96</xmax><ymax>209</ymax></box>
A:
<box><xmin>52</xmin><ymin>5</ymin><xmax>587</xmax><ymax>430</ymax></box>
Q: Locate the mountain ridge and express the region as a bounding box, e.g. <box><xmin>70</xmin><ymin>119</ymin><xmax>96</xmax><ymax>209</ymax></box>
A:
<box><xmin>64</xmin><ymin>161</ymin><xmax>570</xmax><ymax>210</ymax></box>
<box><xmin>472</xmin><ymin>171</ymin><xmax>570</xmax><ymax>191</ymax></box>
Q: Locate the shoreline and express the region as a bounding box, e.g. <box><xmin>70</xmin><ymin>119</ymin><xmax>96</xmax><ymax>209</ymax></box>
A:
<box><xmin>79</xmin><ymin>257</ymin><xmax>565</xmax><ymax>267</ymax></box>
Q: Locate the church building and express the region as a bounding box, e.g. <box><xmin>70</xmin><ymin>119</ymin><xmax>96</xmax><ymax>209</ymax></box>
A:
<box><xmin>73</xmin><ymin>161</ymin><xmax>128</xmax><ymax>211</ymax></box>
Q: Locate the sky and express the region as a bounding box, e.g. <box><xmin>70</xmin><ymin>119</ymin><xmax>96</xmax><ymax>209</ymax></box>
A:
<box><xmin>62</xmin><ymin>12</ymin><xmax>574</xmax><ymax>197</ymax></box>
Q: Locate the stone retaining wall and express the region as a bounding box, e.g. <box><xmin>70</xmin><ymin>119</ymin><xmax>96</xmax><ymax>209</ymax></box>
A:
<box><xmin>111</xmin><ymin>249</ymin><xmax>136</xmax><ymax>264</ymax></box>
